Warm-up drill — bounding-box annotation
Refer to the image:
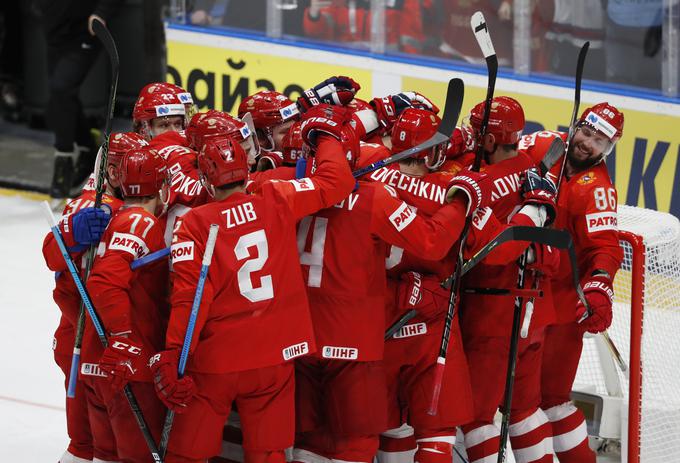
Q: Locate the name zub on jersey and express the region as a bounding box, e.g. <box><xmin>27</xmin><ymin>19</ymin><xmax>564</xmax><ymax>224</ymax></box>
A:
<box><xmin>222</xmin><ymin>202</ymin><xmax>258</xmax><ymax>229</ymax></box>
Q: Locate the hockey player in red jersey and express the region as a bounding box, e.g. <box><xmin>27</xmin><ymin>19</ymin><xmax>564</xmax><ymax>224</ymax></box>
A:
<box><xmin>457</xmin><ymin>97</ymin><xmax>561</xmax><ymax>463</ymax></box>
<box><xmin>133</xmin><ymin>89</ymin><xmax>187</xmax><ymax>141</ymax></box>
<box><xmin>292</xmin><ymin>111</ymin><xmax>496</xmax><ymax>463</ymax></box>
<box><xmin>237</xmin><ymin>90</ymin><xmax>300</xmax><ymax>170</ymax></box>
<box><xmin>83</xmin><ymin>147</ymin><xmax>170</xmax><ymax>462</ymax></box>
<box><xmin>520</xmin><ymin>103</ymin><xmax>625</xmax><ymax>462</ymax></box>
<box><xmin>147</xmin><ymin>104</ymin><xmax>357</xmax><ymax>463</ymax></box>
<box><xmin>369</xmin><ymin>108</ymin><xmax>474</xmax><ymax>463</ymax></box>
<box><xmin>42</xmin><ymin>131</ymin><xmax>147</xmax><ymax>463</ymax></box>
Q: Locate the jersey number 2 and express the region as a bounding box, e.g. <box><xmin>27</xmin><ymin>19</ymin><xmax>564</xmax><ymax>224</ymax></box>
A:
<box><xmin>235</xmin><ymin>229</ymin><xmax>273</xmax><ymax>302</ymax></box>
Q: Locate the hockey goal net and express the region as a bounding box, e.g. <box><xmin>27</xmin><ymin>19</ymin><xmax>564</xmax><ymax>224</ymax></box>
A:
<box><xmin>572</xmin><ymin>205</ymin><xmax>680</xmax><ymax>463</ymax></box>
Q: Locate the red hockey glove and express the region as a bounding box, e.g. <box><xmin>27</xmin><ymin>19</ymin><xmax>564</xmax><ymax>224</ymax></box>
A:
<box><xmin>526</xmin><ymin>243</ymin><xmax>560</xmax><ymax>277</ymax></box>
<box><xmin>299</xmin><ymin>104</ymin><xmax>354</xmax><ymax>147</ymax></box>
<box><xmin>446</xmin><ymin>170</ymin><xmax>492</xmax><ymax>215</ymax></box>
<box><xmin>256</xmin><ymin>150</ymin><xmax>284</xmax><ymax>171</ymax></box>
<box><xmin>520</xmin><ymin>167</ymin><xmax>557</xmax><ymax>226</ymax></box>
<box><xmin>148</xmin><ymin>349</ymin><xmax>196</xmax><ymax>413</ymax></box>
<box><xmin>370</xmin><ymin>92</ymin><xmax>439</xmax><ymax>132</ymax></box>
<box><xmin>575</xmin><ymin>274</ymin><xmax>614</xmax><ymax>333</ymax></box>
<box><xmin>297</xmin><ymin>76</ymin><xmax>361</xmax><ymax>112</ymax></box>
<box><xmin>99</xmin><ymin>336</ymin><xmax>143</xmax><ymax>391</ymax></box>
<box><xmin>447</xmin><ymin>126</ymin><xmax>478</xmax><ymax>159</ymax></box>
<box><xmin>396</xmin><ymin>271</ymin><xmax>449</xmax><ymax>321</ymax></box>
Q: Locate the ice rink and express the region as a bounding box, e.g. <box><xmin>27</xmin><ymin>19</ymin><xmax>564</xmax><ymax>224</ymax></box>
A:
<box><xmin>0</xmin><ymin>192</ymin><xmax>626</xmax><ymax>463</ymax></box>
<box><xmin>0</xmin><ymin>193</ymin><xmax>70</xmax><ymax>460</ymax></box>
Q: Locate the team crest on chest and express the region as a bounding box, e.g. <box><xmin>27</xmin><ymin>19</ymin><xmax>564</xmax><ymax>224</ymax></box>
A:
<box><xmin>577</xmin><ymin>171</ymin><xmax>597</xmax><ymax>185</ymax></box>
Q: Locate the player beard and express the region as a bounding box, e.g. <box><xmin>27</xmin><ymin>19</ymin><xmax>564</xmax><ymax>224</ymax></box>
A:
<box><xmin>568</xmin><ymin>143</ymin><xmax>604</xmax><ymax>171</ymax></box>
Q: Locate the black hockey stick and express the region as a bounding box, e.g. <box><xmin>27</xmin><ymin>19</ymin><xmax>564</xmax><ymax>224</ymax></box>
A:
<box><xmin>352</xmin><ymin>78</ymin><xmax>464</xmax><ymax>178</ymax></box>
<box><xmin>555</xmin><ymin>41</ymin><xmax>589</xmax><ymax>195</ymax></box>
<box><xmin>496</xmin><ymin>136</ymin><xmax>565</xmax><ymax>463</ymax></box>
<box><xmin>68</xmin><ymin>17</ymin><xmax>121</xmax><ymax>399</ymax></box>
<box><xmin>61</xmin><ymin>19</ymin><xmax>163</xmax><ymax>463</ymax></box>
<box><xmin>428</xmin><ymin>11</ymin><xmax>497</xmax><ymax>416</ymax></box>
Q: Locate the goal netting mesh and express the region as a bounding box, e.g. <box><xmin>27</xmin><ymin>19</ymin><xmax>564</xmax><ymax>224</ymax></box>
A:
<box><xmin>574</xmin><ymin>205</ymin><xmax>680</xmax><ymax>462</ymax></box>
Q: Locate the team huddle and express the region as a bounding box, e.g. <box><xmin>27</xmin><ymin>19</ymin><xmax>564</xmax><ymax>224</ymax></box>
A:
<box><xmin>42</xmin><ymin>76</ymin><xmax>625</xmax><ymax>463</ymax></box>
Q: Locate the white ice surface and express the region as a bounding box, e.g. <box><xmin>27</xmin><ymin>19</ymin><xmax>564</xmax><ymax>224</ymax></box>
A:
<box><xmin>0</xmin><ymin>195</ymin><xmax>69</xmax><ymax>460</ymax></box>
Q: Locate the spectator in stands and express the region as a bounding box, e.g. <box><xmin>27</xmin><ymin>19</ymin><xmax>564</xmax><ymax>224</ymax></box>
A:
<box><xmin>189</xmin><ymin>0</ymin><xmax>266</xmax><ymax>32</ymax></box>
<box><xmin>38</xmin><ymin>0</ymin><xmax>119</xmax><ymax>199</ymax></box>
<box><xmin>303</xmin><ymin>0</ymin><xmax>425</xmax><ymax>54</ymax></box>
<box><xmin>604</xmin><ymin>0</ymin><xmax>662</xmax><ymax>89</ymax></box>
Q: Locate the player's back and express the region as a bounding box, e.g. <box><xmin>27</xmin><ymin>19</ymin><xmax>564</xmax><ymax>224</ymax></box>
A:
<box><xmin>298</xmin><ymin>181</ymin><xmax>390</xmax><ymax>361</ymax></box>
<box><xmin>170</xmin><ymin>187</ymin><xmax>315</xmax><ymax>374</ymax></box>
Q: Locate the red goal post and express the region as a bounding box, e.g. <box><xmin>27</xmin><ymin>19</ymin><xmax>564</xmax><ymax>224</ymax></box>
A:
<box><xmin>572</xmin><ymin>205</ymin><xmax>680</xmax><ymax>463</ymax></box>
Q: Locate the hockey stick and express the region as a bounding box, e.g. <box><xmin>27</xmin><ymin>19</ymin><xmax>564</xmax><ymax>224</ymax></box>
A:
<box><xmin>67</xmin><ymin>17</ymin><xmax>120</xmax><ymax>399</ymax></box>
<box><xmin>496</xmin><ymin>137</ymin><xmax>566</xmax><ymax>463</ymax></box>
<box><xmin>428</xmin><ymin>11</ymin><xmax>497</xmax><ymax>416</ymax></box>
<box><xmin>352</xmin><ymin>78</ymin><xmax>464</xmax><ymax>178</ymax></box>
<box><xmin>42</xmin><ymin>202</ymin><xmax>163</xmax><ymax>463</ymax></box>
<box><xmin>159</xmin><ymin>224</ymin><xmax>220</xmax><ymax>458</ymax></box>
<box><xmin>131</xmin><ymin>247</ymin><xmax>171</xmax><ymax>270</ymax></box>
<box><xmin>555</xmin><ymin>41</ymin><xmax>589</xmax><ymax>196</ymax></box>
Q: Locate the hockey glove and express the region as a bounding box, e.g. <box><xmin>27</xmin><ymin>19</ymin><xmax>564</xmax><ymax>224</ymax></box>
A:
<box><xmin>447</xmin><ymin>125</ymin><xmax>478</xmax><ymax>159</ymax></box>
<box><xmin>370</xmin><ymin>92</ymin><xmax>439</xmax><ymax>132</ymax></box>
<box><xmin>299</xmin><ymin>104</ymin><xmax>354</xmax><ymax>147</ymax></box>
<box><xmin>397</xmin><ymin>271</ymin><xmax>449</xmax><ymax>321</ymax></box>
<box><xmin>525</xmin><ymin>243</ymin><xmax>560</xmax><ymax>277</ymax></box>
<box><xmin>575</xmin><ymin>274</ymin><xmax>614</xmax><ymax>333</ymax></box>
<box><xmin>256</xmin><ymin>150</ymin><xmax>285</xmax><ymax>171</ymax></box>
<box><xmin>65</xmin><ymin>207</ymin><xmax>111</xmax><ymax>252</ymax></box>
<box><xmin>99</xmin><ymin>336</ymin><xmax>143</xmax><ymax>391</ymax></box>
<box><xmin>520</xmin><ymin>168</ymin><xmax>557</xmax><ymax>226</ymax></box>
<box><xmin>297</xmin><ymin>76</ymin><xmax>361</xmax><ymax>112</ymax></box>
<box><xmin>446</xmin><ymin>170</ymin><xmax>492</xmax><ymax>215</ymax></box>
<box><xmin>148</xmin><ymin>349</ymin><xmax>196</xmax><ymax>412</ymax></box>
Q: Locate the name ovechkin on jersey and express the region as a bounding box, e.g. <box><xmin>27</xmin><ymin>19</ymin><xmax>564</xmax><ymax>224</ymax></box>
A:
<box><xmin>370</xmin><ymin>168</ymin><xmax>447</xmax><ymax>204</ymax></box>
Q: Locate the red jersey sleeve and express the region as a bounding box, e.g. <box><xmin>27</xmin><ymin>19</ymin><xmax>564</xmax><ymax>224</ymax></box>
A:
<box><xmin>565</xmin><ymin>168</ymin><xmax>623</xmax><ymax>279</ymax></box>
<box><xmin>87</xmin><ymin>208</ymin><xmax>164</xmax><ymax>335</ymax></box>
<box><xmin>256</xmin><ymin>135</ymin><xmax>355</xmax><ymax>221</ymax></box>
<box><xmin>165</xmin><ymin>213</ymin><xmax>213</xmax><ymax>354</ymax></box>
<box><xmin>247</xmin><ymin>166</ymin><xmax>296</xmax><ymax>192</ymax></box>
<box><xmin>370</xmin><ymin>183</ymin><xmax>468</xmax><ymax>261</ymax></box>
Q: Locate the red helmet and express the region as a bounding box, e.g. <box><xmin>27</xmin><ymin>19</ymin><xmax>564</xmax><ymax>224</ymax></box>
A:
<box><xmin>186</xmin><ymin>110</ymin><xmax>253</xmax><ymax>151</ymax></box>
<box><xmin>198</xmin><ymin>136</ymin><xmax>249</xmax><ymax>187</ymax></box>
<box><xmin>579</xmin><ymin>102</ymin><xmax>624</xmax><ymax>143</ymax></box>
<box><xmin>468</xmin><ymin>96</ymin><xmax>525</xmax><ymax>145</ymax></box>
<box><xmin>108</xmin><ymin>132</ymin><xmax>148</xmax><ymax>172</ymax></box>
<box><xmin>118</xmin><ymin>147</ymin><xmax>168</xmax><ymax>197</ymax></box>
<box><xmin>281</xmin><ymin>120</ymin><xmax>305</xmax><ymax>166</ymax></box>
<box><xmin>133</xmin><ymin>90</ymin><xmax>186</xmax><ymax>123</ymax></box>
<box><xmin>391</xmin><ymin>108</ymin><xmax>446</xmax><ymax>170</ymax></box>
<box><xmin>237</xmin><ymin>91</ymin><xmax>299</xmax><ymax>129</ymax></box>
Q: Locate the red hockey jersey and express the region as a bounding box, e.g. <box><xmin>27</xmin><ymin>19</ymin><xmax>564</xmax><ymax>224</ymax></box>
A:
<box><xmin>166</xmin><ymin>136</ymin><xmax>356</xmax><ymax>373</ymax></box>
<box><xmin>85</xmin><ymin>207</ymin><xmax>169</xmax><ymax>382</ymax></box>
<box><xmin>42</xmin><ymin>191</ymin><xmax>123</xmax><ymax>356</ymax></box>
<box><xmin>520</xmin><ymin>130</ymin><xmax>623</xmax><ymax>323</ymax></box>
<box><xmin>297</xmin><ymin>175</ymin><xmax>469</xmax><ymax>361</ymax></box>
<box><xmin>460</xmin><ymin>151</ymin><xmax>556</xmax><ymax>337</ymax></box>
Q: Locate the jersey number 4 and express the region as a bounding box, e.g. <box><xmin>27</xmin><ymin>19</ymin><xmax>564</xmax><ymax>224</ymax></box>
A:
<box><xmin>235</xmin><ymin>229</ymin><xmax>274</xmax><ymax>302</ymax></box>
<box><xmin>297</xmin><ymin>216</ymin><xmax>328</xmax><ymax>287</ymax></box>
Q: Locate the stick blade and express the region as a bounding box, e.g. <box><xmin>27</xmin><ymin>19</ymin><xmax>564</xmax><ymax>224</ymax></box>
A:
<box><xmin>471</xmin><ymin>12</ymin><xmax>496</xmax><ymax>58</ymax></box>
<box><xmin>437</xmin><ymin>78</ymin><xmax>465</xmax><ymax>138</ymax></box>
<box><xmin>91</xmin><ymin>19</ymin><xmax>119</xmax><ymax>66</ymax></box>
<box><xmin>539</xmin><ymin>137</ymin><xmax>566</xmax><ymax>176</ymax></box>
